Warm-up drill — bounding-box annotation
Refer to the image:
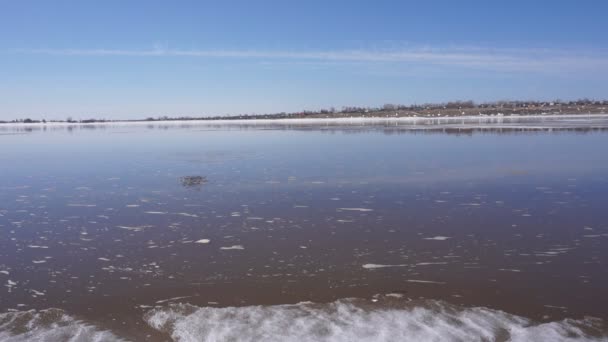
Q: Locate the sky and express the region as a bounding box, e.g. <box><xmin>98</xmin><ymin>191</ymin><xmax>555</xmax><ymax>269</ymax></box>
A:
<box><xmin>1</xmin><ymin>0</ymin><xmax>608</xmax><ymax>120</ymax></box>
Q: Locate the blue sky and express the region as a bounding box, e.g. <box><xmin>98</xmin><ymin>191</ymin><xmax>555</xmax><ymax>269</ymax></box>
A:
<box><xmin>1</xmin><ymin>0</ymin><xmax>608</xmax><ymax>120</ymax></box>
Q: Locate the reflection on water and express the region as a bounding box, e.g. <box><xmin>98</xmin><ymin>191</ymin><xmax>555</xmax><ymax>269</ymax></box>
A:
<box><xmin>0</xmin><ymin>117</ymin><xmax>607</xmax><ymax>341</ymax></box>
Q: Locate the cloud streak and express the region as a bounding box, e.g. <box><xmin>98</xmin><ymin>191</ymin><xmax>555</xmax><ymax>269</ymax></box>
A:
<box><xmin>9</xmin><ymin>46</ymin><xmax>608</xmax><ymax>73</ymax></box>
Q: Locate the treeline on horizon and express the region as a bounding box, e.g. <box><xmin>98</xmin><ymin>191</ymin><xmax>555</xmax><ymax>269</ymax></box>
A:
<box><xmin>3</xmin><ymin>98</ymin><xmax>607</xmax><ymax>124</ymax></box>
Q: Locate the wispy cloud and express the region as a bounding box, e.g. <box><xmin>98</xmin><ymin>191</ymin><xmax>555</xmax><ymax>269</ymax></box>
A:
<box><xmin>9</xmin><ymin>46</ymin><xmax>608</xmax><ymax>73</ymax></box>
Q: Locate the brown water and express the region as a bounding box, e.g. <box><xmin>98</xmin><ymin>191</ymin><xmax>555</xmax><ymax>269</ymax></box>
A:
<box><xmin>1</xmin><ymin>117</ymin><xmax>608</xmax><ymax>341</ymax></box>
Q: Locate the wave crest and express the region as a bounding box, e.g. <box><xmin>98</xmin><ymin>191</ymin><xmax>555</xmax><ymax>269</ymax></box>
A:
<box><xmin>144</xmin><ymin>298</ymin><xmax>607</xmax><ymax>342</ymax></box>
<box><xmin>0</xmin><ymin>309</ymin><xmax>122</xmax><ymax>342</ymax></box>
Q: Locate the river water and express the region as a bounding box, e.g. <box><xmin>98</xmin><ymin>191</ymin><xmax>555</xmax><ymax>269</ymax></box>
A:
<box><xmin>1</xmin><ymin>116</ymin><xmax>607</xmax><ymax>341</ymax></box>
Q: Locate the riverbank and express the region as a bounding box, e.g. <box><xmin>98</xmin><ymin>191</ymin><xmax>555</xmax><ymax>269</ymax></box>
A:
<box><xmin>2</xmin><ymin>102</ymin><xmax>607</xmax><ymax>125</ymax></box>
<box><xmin>2</xmin><ymin>113</ymin><xmax>608</xmax><ymax>128</ymax></box>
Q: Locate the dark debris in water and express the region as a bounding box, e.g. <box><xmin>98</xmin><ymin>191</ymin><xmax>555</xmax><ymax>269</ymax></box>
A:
<box><xmin>180</xmin><ymin>176</ymin><xmax>208</xmax><ymax>188</ymax></box>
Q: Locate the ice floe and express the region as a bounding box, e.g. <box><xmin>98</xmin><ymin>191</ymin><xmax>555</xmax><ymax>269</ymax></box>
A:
<box><xmin>220</xmin><ymin>245</ymin><xmax>244</xmax><ymax>250</ymax></box>
<box><xmin>362</xmin><ymin>263</ymin><xmax>408</xmax><ymax>269</ymax></box>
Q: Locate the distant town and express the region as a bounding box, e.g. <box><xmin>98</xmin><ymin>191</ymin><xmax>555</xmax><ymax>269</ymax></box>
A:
<box><xmin>3</xmin><ymin>99</ymin><xmax>607</xmax><ymax>124</ymax></box>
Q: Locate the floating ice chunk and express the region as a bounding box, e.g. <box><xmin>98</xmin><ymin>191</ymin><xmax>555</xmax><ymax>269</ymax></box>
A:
<box><xmin>98</xmin><ymin>257</ymin><xmax>111</xmax><ymax>262</ymax></box>
<box><xmin>220</xmin><ymin>245</ymin><xmax>244</xmax><ymax>250</ymax></box>
<box><xmin>406</xmin><ymin>279</ymin><xmax>446</xmax><ymax>284</ymax></box>
<box><xmin>27</xmin><ymin>245</ymin><xmax>49</xmax><ymax>249</ymax></box>
<box><xmin>195</xmin><ymin>239</ymin><xmax>211</xmax><ymax>244</ymax></box>
<box><xmin>116</xmin><ymin>225</ymin><xmax>151</xmax><ymax>232</ymax></box>
<box><xmin>338</xmin><ymin>208</ymin><xmax>374</xmax><ymax>212</ymax></box>
<box><xmin>6</xmin><ymin>280</ymin><xmax>17</xmax><ymax>292</ymax></box>
<box><xmin>32</xmin><ymin>260</ymin><xmax>46</xmax><ymax>264</ymax></box>
<box><xmin>362</xmin><ymin>263</ymin><xmax>408</xmax><ymax>269</ymax></box>
<box><xmin>177</xmin><ymin>213</ymin><xmax>199</xmax><ymax>217</ymax></box>
<box><xmin>544</xmin><ymin>305</ymin><xmax>568</xmax><ymax>310</ymax></box>
<box><xmin>424</xmin><ymin>236</ymin><xmax>451</xmax><ymax>241</ymax></box>
<box><xmin>145</xmin><ymin>211</ymin><xmax>168</xmax><ymax>215</ymax></box>
<box><xmin>385</xmin><ymin>293</ymin><xmax>404</xmax><ymax>298</ymax></box>
<box><xmin>0</xmin><ymin>271</ymin><xmax>9</xmax><ymax>275</ymax></box>
<box><xmin>499</xmin><ymin>269</ymin><xmax>522</xmax><ymax>272</ymax></box>
<box><xmin>156</xmin><ymin>296</ymin><xmax>193</xmax><ymax>304</ymax></box>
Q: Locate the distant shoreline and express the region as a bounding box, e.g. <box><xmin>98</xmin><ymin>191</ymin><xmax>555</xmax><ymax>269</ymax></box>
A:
<box><xmin>2</xmin><ymin>101</ymin><xmax>607</xmax><ymax>125</ymax></box>
<box><xmin>2</xmin><ymin>112</ymin><xmax>608</xmax><ymax>127</ymax></box>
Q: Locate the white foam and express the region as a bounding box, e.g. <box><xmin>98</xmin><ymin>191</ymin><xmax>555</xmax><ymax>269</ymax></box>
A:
<box><xmin>0</xmin><ymin>309</ymin><xmax>123</xmax><ymax>341</ymax></box>
<box><xmin>144</xmin><ymin>299</ymin><xmax>607</xmax><ymax>342</ymax></box>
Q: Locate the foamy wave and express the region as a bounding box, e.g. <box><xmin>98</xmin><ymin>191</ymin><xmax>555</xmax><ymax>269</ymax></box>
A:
<box><xmin>0</xmin><ymin>309</ymin><xmax>122</xmax><ymax>342</ymax></box>
<box><xmin>145</xmin><ymin>298</ymin><xmax>607</xmax><ymax>342</ymax></box>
